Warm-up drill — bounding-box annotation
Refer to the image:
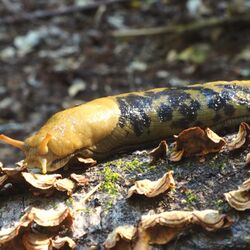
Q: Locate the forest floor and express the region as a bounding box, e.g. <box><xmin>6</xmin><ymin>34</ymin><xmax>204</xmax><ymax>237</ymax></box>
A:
<box><xmin>0</xmin><ymin>1</ymin><xmax>250</xmax><ymax>249</ymax></box>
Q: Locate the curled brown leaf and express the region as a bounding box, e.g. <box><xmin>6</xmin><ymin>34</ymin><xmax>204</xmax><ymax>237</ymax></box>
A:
<box><xmin>0</xmin><ymin>207</ymin><xmax>73</xmax><ymax>246</ymax></box>
<box><xmin>70</xmin><ymin>173</ymin><xmax>89</xmax><ymax>186</ymax></box>
<box><xmin>22</xmin><ymin>172</ymin><xmax>62</xmax><ymax>190</ymax></box>
<box><xmin>127</xmin><ymin>171</ymin><xmax>175</xmax><ymax>198</ymax></box>
<box><xmin>0</xmin><ymin>161</ymin><xmax>27</xmax><ymax>189</ymax></box>
<box><xmin>170</xmin><ymin>127</ymin><xmax>225</xmax><ymax>161</ymax></box>
<box><xmin>224</xmin><ymin>178</ymin><xmax>250</xmax><ymax>211</ymax></box>
<box><xmin>0</xmin><ymin>175</ymin><xmax>8</xmax><ymax>186</ymax></box>
<box><xmin>191</xmin><ymin>210</ymin><xmax>234</xmax><ymax>231</ymax></box>
<box><xmin>149</xmin><ymin>140</ymin><xmax>168</xmax><ymax>164</ymax></box>
<box><xmin>53</xmin><ymin>236</ymin><xmax>76</xmax><ymax>249</ymax></box>
<box><xmin>138</xmin><ymin>209</ymin><xmax>232</xmax><ymax>245</ymax></box>
<box><xmin>22</xmin><ymin>233</ymin><xmax>76</xmax><ymax>250</ymax></box>
<box><xmin>54</xmin><ymin>178</ymin><xmax>76</xmax><ymax>195</ymax></box>
<box><xmin>21</xmin><ymin>172</ymin><xmax>87</xmax><ymax>196</ymax></box>
<box><xmin>246</xmin><ymin>153</ymin><xmax>250</xmax><ymax>165</ymax></box>
<box><xmin>104</xmin><ymin>225</ymin><xmax>137</xmax><ymax>250</ymax></box>
<box><xmin>227</xmin><ymin>122</ymin><xmax>250</xmax><ymax>151</ymax></box>
<box><xmin>103</xmin><ymin>210</ymin><xmax>233</xmax><ymax>249</ymax></box>
<box><xmin>77</xmin><ymin>157</ymin><xmax>97</xmax><ymax>167</ymax></box>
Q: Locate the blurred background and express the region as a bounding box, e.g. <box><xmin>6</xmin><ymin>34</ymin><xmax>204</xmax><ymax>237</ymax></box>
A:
<box><xmin>1</xmin><ymin>0</ymin><xmax>250</xmax><ymax>163</ymax></box>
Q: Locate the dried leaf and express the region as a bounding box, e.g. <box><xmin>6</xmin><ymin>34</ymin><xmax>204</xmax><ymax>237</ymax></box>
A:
<box><xmin>21</xmin><ymin>172</ymin><xmax>82</xmax><ymax>196</ymax></box>
<box><xmin>0</xmin><ymin>161</ymin><xmax>27</xmax><ymax>183</ymax></box>
<box><xmin>77</xmin><ymin>157</ymin><xmax>97</xmax><ymax>167</ymax></box>
<box><xmin>0</xmin><ymin>161</ymin><xmax>27</xmax><ymax>187</ymax></box>
<box><xmin>22</xmin><ymin>172</ymin><xmax>62</xmax><ymax>190</ymax></box>
<box><xmin>0</xmin><ymin>207</ymin><xmax>73</xmax><ymax>246</ymax></box>
<box><xmin>177</xmin><ymin>44</ymin><xmax>210</xmax><ymax>64</ymax></box>
<box><xmin>104</xmin><ymin>225</ymin><xmax>137</xmax><ymax>250</ymax></box>
<box><xmin>52</xmin><ymin>236</ymin><xmax>76</xmax><ymax>249</ymax></box>
<box><xmin>227</xmin><ymin>122</ymin><xmax>250</xmax><ymax>151</ymax></box>
<box><xmin>104</xmin><ymin>210</ymin><xmax>233</xmax><ymax>249</ymax></box>
<box><xmin>0</xmin><ymin>161</ymin><xmax>27</xmax><ymax>177</ymax></box>
<box><xmin>170</xmin><ymin>127</ymin><xmax>225</xmax><ymax>161</ymax></box>
<box><xmin>141</xmin><ymin>211</ymin><xmax>192</xmax><ymax>230</ymax></box>
<box><xmin>241</xmin><ymin>178</ymin><xmax>250</xmax><ymax>191</ymax></box>
<box><xmin>168</xmin><ymin>149</ymin><xmax>184</xmax><ymax>162</ymax></box>
<box><xmin>0</xmin><ymin>174</ymin><xmax>8</xmax><ymax>186</ymax></box>
<box><xmin>22</xmin><ymin>233</ymin><xmax>76</xmax><ymax>250</ymax></box>
<box><xmin>149</xmin><ymin>140</ymin><xmax>168</xmax><ymax>164</ymax></box>
<box><xmin>127</xmin><ymin>171</ymin><xmax>175</xmax><ymax>198</ymax></box>
<box><xmin>191</xmin><ymin>210</ymin><xmax>233</xmax><ymax>231</ymax></box>
<box><xmin>246</xmin><ymin>152</ymin><xmax>250</xmax><ymax>165</ymax></box>
<box><xmin>139</xmin><ymin>210</ymin><xmax>232</xmax><ymax>245</ymax></box>
<box><xmin>22</xmin><ymin>233</ymin><xmax>51</xmax><ymax>250</ymax></box>
<box><xmin>54</xmin><ymin>178</ymin><xmax>76</xmax><ymax>195</ymax></box>
<box><xmin>224</xmin><ymin>178</ymin><xmax>250</xmax><ymax>211</ymax></box>
<box><xmin>28</xmin><ymin>207</ymin><xmax>73</xmax><ymax>227</ymax></box>
<box><xmin>137</xmin><ymin>211</ymin><xmax>190</xmax><ymax>246</ymax></box>
<box><xmin>136</xmin><ymin>224</ymin><xmax>180</xmax><ymax>246</ymax></box>
<box><xmin>70</xmin><ymin>173</ymin><xmax>89</xmax><ymax>186</ymax></box>
<box><xmin>68</xmin><ymin>79</ymin><xmax>86</xmax><ymax>97</ymax></box>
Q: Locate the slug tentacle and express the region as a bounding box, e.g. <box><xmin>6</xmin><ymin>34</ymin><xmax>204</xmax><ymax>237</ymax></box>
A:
<box><xmin>0</xmin><ymin>134</ymin><xmax>24</xmax><ymax>150</ymax></box>
<box><xmin>38</xmin><ymin>133</ymin><xmax>52</xmax><ymax>155</ymax></box>
<box><xmin>0</xmin><ymin>80</ymin><xmax>250</xmax><ymax>173</ymax></box>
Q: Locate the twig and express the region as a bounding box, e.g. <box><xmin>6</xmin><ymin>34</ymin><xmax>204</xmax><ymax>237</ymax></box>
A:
<box><xmin>79</xmin><ymin>183</ymin><xmax>101</xmax><ymax>205</ymax></box>
<box><xmin>0</xmin><ymin>0</ymin><xmax>128</xmax><ymax>25</ymax></box>
<box><xmin>111</xmin><ymin>16</ymin><xmax>250</xmax><ymax>37</ymax></box>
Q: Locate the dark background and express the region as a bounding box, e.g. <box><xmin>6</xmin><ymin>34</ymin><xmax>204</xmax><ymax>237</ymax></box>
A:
<box><xmin>1</xmin><ymin>0</ymin><xmax>250</xmax><ymax>164</ymax></box>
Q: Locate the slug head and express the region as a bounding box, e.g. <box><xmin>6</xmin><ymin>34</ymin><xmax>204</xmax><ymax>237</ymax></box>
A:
<box><xmin>0</xmin><ymin>133</ymin><xmax>68</xmax><ymax>174</ymax></box>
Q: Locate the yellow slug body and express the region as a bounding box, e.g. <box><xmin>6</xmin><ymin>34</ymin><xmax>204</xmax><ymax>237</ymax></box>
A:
<box><xmin>1</xmin><ymin>80</ymin><xmax>250</xmax><ymax>173</ymax></box>
<box><xmin>25</xmin><ymin>97</ymin><xmax>120</xmax><ymax>156</ymax></box>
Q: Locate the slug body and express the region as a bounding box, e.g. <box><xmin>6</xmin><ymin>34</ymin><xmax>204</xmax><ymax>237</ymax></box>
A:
<box><xmin>1</xmin><ymin>80</ymin><xmax>250</xmax><ymax>173</ymax></box>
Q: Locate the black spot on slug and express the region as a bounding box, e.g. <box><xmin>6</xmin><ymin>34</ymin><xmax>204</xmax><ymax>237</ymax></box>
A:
<box><xmin>117</xmin><ymin>82</ymin><xmax>250</xmax><ymax>137</ymax></box>
<box><xmin>117</xmin><ymin>94</ymin><xmax>152</xmax><ymax>136</ymax></box>
<box><xmin>178</xmin><ymin>99</ymin><xmax>201</xmax><ymax>120</ymax></box>
<box><xmin>208</xmin><ymin>96</ymin><xmax>226</xmax><ymax>111</ymax></box>
<box><xmin>144</xmin><ymin>88</ymin><xmax>191</xmax><ymax>106</ymax></box>
<box><xmin>207</xmin><ymin>88</ymin><xmax>234</xmax><ymax>112</ymax></box>
<box><xmin>167</xmin><ymin>90</ymin><xmax>191</xmax><ymax>108</ymax></box>
<box><xmin>157</xmin><ymin>104</ymin><xmax>173</xmax><ymax>122</ymax></box>
<box><xmin>200</xmin><ymin>88</ymin><xmax>217</xmax><ymax>97</ymax></box>
<box><xmin>217</xmin><ymin>83</ymin><xmax>250</xmax><ymax>94</ymax></box>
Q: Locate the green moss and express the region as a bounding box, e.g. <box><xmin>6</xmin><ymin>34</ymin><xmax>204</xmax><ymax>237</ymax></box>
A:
<box><xmin>65</xmin><ymin>196</ymin><xmax>74</xmax><ymax>207</ymax></box>
<box><xmin>145</xmin><ymin>164</ymin><xmax>157</xmax><ymax>171</ymax></box>
<box><xmin>184</xmin><ymin>189</ymin><xmax>197</xmax><ymax>203</ymax></box>
<box><xmin>77</xmin><ymin>207</ymin><xmax>91</xmax><ymax>213</ymax></box>
<box><xmin>101</xmin><ymin>166</ymin><xmax>120</xmax><ymax>195</ymax></box>
<box><xmin>112</xmin><ymin>158</ymin><xmax>145</xmax><ymax>173</ymax></box>
<box><xmin>114</xmin><ymin>159</ymin><xmax>125</xmax><ymax>168</ymax></box>
<box><xmin>106</xmin><ymin>199</ymin><xmax>115</xmax><ymax>210</ymax></box>
<box><xmin>208</xmin><ymin>155</ymin><xmax>228</xmax><ymax>170</ymax></box>
<box><xmin>51</xmin><ymin>203</ymin><xmax>59</xmax><ymax>209</ymax></box>
<box><xmin>218</xmin><ymin>163</ymin><xmax>226</xmax><ymax>171</ymax></box>
<box><xmin>214</xmin><ymin>199</ymin><xmax>230</xmax><ymax>212</ymax></box>
<box><xmin>169</xmin><ymin>187</ymin><xmax>176</xmax><ymax>194</ymax></box>
<box><xmin>122</xmin><ymin>158</ymin><xmax>143</xmax><ymax>172</ymax></box>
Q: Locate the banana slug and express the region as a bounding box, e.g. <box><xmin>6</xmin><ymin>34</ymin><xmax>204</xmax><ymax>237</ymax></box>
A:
<box><xmin>0</xmin><ymin>80</ymin><xmax>250</xmax><ymax>173</ymax></box>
